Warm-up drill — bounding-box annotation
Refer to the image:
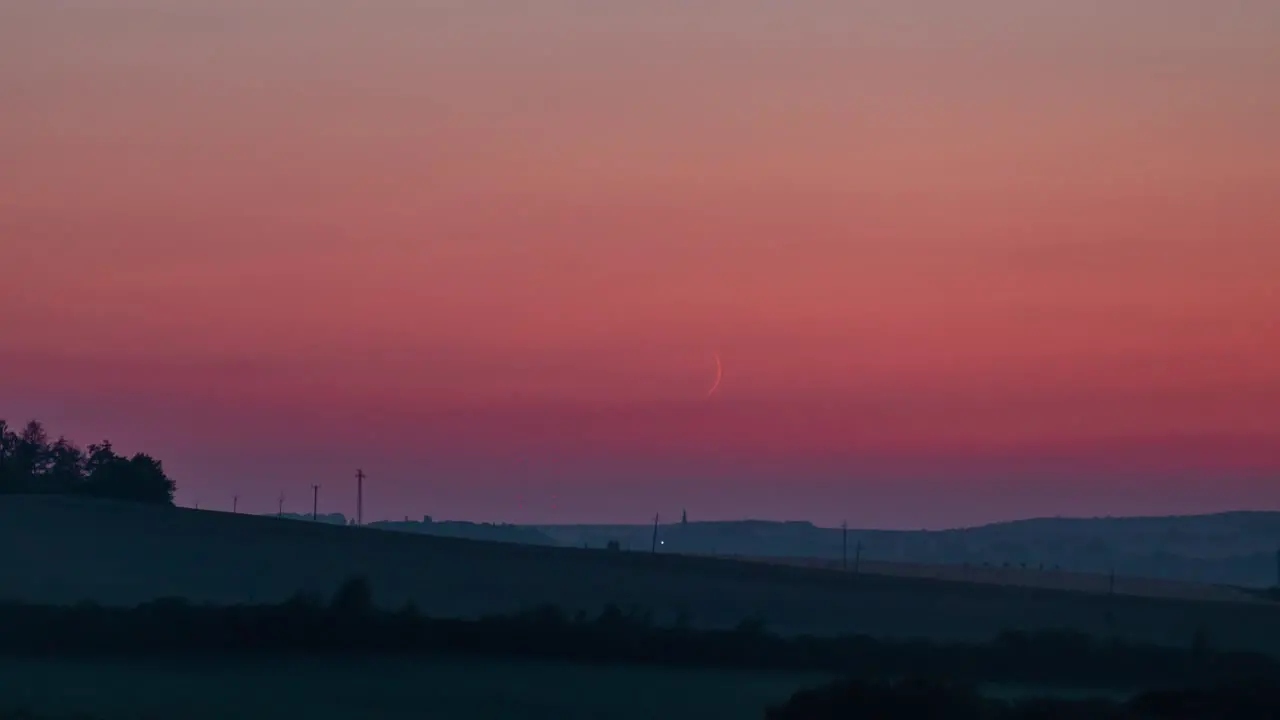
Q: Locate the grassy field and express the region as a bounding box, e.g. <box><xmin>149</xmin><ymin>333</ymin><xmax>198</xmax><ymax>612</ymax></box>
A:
<box><xmin>0</xmin><ymin>657</ymin><xmax>826</xmax><ymax>720</ymax></box>
<box><xmin>5</xmin><ymin>495</ymin><xmax>1280</xmax><ymax>654</ymax></box>
<box><xmin>721</xmin><ymin>555</ymin><xmax>1264</xmax><ymax>604</ymax></box>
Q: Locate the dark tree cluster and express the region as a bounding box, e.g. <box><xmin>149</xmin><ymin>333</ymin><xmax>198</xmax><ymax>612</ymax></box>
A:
<box><xmin>0</xmin><ymin>577</ymin><xmax>1277</xmax><ymax>698</ymax></box>
<box><xmin>766</xmin><ymin>675</ymin><xmax>1280</xmax><ymax>719</ymax></box>
<box><xmin>0</xmin><ymin>419</ymin><xmax>175</xmax><ymax>505</ymax></box>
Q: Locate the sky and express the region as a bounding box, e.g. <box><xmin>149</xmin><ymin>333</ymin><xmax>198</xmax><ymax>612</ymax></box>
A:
<box><xmin>2</xmin><ymin>1</ymin><xmax>1278</xmax><ymax>528</ymax></box>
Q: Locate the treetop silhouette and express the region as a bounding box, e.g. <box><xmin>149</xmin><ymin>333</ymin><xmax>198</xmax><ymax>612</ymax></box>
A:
<box><xmin>0</xmin><ymin>419</ymin><xmax>176</xmax><ymax>505</ymax></box>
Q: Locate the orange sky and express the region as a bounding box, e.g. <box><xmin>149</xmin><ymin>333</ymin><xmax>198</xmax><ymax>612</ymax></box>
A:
<box><xmin>2</xmin><ymin>1</ymin><xmax>1278</xmax><ymax>525</ymax></box>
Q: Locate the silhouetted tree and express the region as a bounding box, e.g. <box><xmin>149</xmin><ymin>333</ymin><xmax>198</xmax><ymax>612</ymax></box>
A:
<box><xmin>330</xmin><ymin>575</ymin><xmax>374</xmax><ymax>619</ymax></box>
<box><xmin>0</xmin><ymin>419</ymin><xmax>176</xmax><ymax>505</ymax></box>
<box><xmin>12</xmin><ymin>420</ymin><xmax>51</xmax><ymax>490</ymax></box>
<box><xmin>0</xmin><ymin>420</ymin><xmax>15</xmax><ymax>492</ymax></box>
<box><xmin>81</xmin><ymin>442</ymin><xmax>175</xmax><ymax>504</ymax></box>
<box><xmin>0</xmin><ymin>420</ymin><xmax>48</xmax><ymax>493</ymax></box>
<box><xmin>44</xmin><ymin>437</ymin><xmax>86</xmax><ymax>493</ymax></box>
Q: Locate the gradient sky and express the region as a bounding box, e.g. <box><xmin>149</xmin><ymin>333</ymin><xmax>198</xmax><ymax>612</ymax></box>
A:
<box><xmin>3</xmin><ymin>1</ymin><xmax>1278</xmax><ymax>527</ymax></box>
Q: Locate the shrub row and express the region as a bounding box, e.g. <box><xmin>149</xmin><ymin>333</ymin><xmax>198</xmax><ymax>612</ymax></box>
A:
<box><xmin>0</xmin><ymin>576</ymin><xmax>1275</xmax><ymax>693</ymax></box>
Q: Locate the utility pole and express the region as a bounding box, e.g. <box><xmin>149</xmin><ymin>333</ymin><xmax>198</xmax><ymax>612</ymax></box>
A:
<box><xmin>311</xmin><ymin>484</ymin><xmax>320</xmax><ymax>521</ymax></box>
<box><xmin>651</xmin><ymin>513</ymin><xmax>660</xmax><ymax>554</ymax></box>
<box><xmin>842</xmin><ymin>521</ymin><xmax>848</xmax><ymax>571</ymax></box>
<box><xmin>277</xmin><ymin>492</ymin><xmax>284</xmax><ymax>517</ymax></box>
<box><xmin>356</xmin><ymin>469</ymin><xmax>365</xmax><ymax>526</ymax></box>
<box><xmin>232</xmin><ymin>495</ymin><xmax>238</xmax><ymax>514</ymax></box>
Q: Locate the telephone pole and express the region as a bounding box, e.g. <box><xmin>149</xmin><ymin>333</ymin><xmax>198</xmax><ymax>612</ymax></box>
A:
<box><xmin>356</xmin><ymin>469</ymin><xmax>365</xmax><ymax>526</ymax></box>
<box><xmin>311</xmin><ymin>484</ymin><xmax>320</xmax><ymax>521</ymax></box>
<box><xmin>277</xmin><ymin>492</ymin><xmax>284</xmax><ymax>517</ymax></box>
<box><xmin>651</xmin><ymin>513</ymin><xmax>660</xmax><ymax>554</ymax></box>
<box><xmin>232</xmin><ymin>495</ymin><xmax>238</xmax><ymax>514</ymax></box>
<box><xmin>842</xmin><ymin>521</ymin><xmax>848</xmax><ymax>570</ymax></box>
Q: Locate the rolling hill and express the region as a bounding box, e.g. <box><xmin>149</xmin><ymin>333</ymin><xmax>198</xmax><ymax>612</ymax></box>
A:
<box><xmin>5</xmin><ymin>495</ymin><xmax>1280</xmax><ymax>655</ymax></box>
<box><xmin>534</xmin><ymin>513</ymin><xmax>1280</xmax><ymax>588</ymax></box>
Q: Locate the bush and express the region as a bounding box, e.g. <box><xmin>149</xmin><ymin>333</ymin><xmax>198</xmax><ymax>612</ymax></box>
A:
<box><xmin>0</xmin><ymin>576</ymin><xmax>1278</xmax><ymax>696</ymax></box>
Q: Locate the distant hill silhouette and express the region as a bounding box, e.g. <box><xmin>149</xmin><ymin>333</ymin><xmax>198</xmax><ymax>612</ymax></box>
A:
<box><xmin>277</xmin><ymin>512</ymin><xmax>348</xmax><ymax>525</ymax></box>
<box><xmin>370</xmin><ymin>516</ymin><xmax>559</xmax><ymax>546</ymax></box>
<box><xmin>267</xmin><ymin>512</ymin><xmax>560</xmax><ymax>545</ymax></box>
<box><xmin>270</xmin><ymin>507</ymin><xmax>1280</xmax><ymax>589</ymax></box>
<box><xmin>9</xmin><ymin>494</ymin><xmax>1280</xmax><ymax>654</ymax></box>
<box><xmin>8</xmin><ymin>415</ymin><xmax>1273</xmax><ymax>589</ymax></box>
<box><xmin>533</xmin><ymin>513</ymin><xmax>1280</xmax><ymax>588</ymax></box>
<box><xmin>261</xmin><ymin>508</ymin><xmax>1276</xmax><ymax>596</ymax></box>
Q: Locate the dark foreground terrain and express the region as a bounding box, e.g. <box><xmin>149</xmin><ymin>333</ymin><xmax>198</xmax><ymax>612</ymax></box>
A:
<box><xmin>4</xmin><ymin>496</ymin><xmax>1280</xmax><ymax>655</ymax></box>
<box><xmin>768</xmin><ymin>676</ymin><xmax>1280</xmax><ymax>719</ymax></box>
<box><xmin>2</xmin><ymin>579</ymin><xmax>1278</xmax><ymax>719</ymax></box>
<box><xmin>0</xmin><ymin>657</ymin><xmax>820</xmax><ymax>720</ymax></box>
<box><xmin>24</xmin><ymin>661</ymin><xmax>1272</xmax><ymax>720</ymax></box>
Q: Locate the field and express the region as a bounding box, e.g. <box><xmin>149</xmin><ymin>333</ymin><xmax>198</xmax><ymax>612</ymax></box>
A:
<box><xmin>721</xmin><ymin>555</ymin><xmax>1264</xmax><ymax>604</ymax></box>
<box><xmin>0</xmin><ymin>657</ymin><xmax>1140</xmax><ymax>720</ymax></box>
<box><xmin>5</xmin><ymin>495</ymin><xmax>1280</xmax><ymax>654</ymax></box>
<box><xmin>0</xmin><ymin>656</ymin><xmax>826</xmax><ymax>720</ymax></box>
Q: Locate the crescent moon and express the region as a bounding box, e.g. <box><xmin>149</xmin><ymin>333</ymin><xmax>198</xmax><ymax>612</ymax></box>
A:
<box><xmin>706</xmin><ymin>353</ymin><xmax>723</xmax><ymax>398</ymax></box>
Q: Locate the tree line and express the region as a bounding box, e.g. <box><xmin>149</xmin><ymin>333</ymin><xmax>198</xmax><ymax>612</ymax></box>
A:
<box><xmin>0</xmin><ymin>419</ymin><xmax>175</xmax><ymax>505</ymax></box>
<box><xmin>0</xmin><ymin>576</ymin><xmax>1277</xmax><ymax>696</ymax></box>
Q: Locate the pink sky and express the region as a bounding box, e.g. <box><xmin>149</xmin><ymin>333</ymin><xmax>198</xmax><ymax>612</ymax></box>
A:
<box><xmin>2</xmin><ymin>1</ymin><xmax>1278</xmax><ymax>527</ymax></box>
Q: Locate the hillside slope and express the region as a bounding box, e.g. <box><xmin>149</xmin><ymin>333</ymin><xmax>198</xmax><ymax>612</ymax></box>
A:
<box><xmin>536</xmin><ymin>513</ymin><xmax>1280</xmax><ymax>587</ymax></box>
<box><xmin>4</xmin><ymin>495</ymin><xmax>1280</xmax><ymax>654</ymax></box>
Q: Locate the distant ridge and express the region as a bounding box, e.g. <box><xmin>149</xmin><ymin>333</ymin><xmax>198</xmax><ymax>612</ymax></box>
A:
<box><xmin>5</xmin><ymin>494</ymin><xmax>1280</xmax><ymax>656</ymax></box>
<box><xmin>529</xmin><ymin>512</ymin><xmax>1280</xmax><ymax>588</ymax></box>
<box><xmin>537</xmin><ymin>510</ymin><xmax>1280</xmax><ymax>533</ymax></box>
<box><xmin>265</xmin><ymin>512</ymin><xmax>559</xmax><ymax>546</ymax></box>
<box><xmin>260</xmin><ymin>507</ymin><xmax>1279</xmax><ymax>588</ymax></box>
